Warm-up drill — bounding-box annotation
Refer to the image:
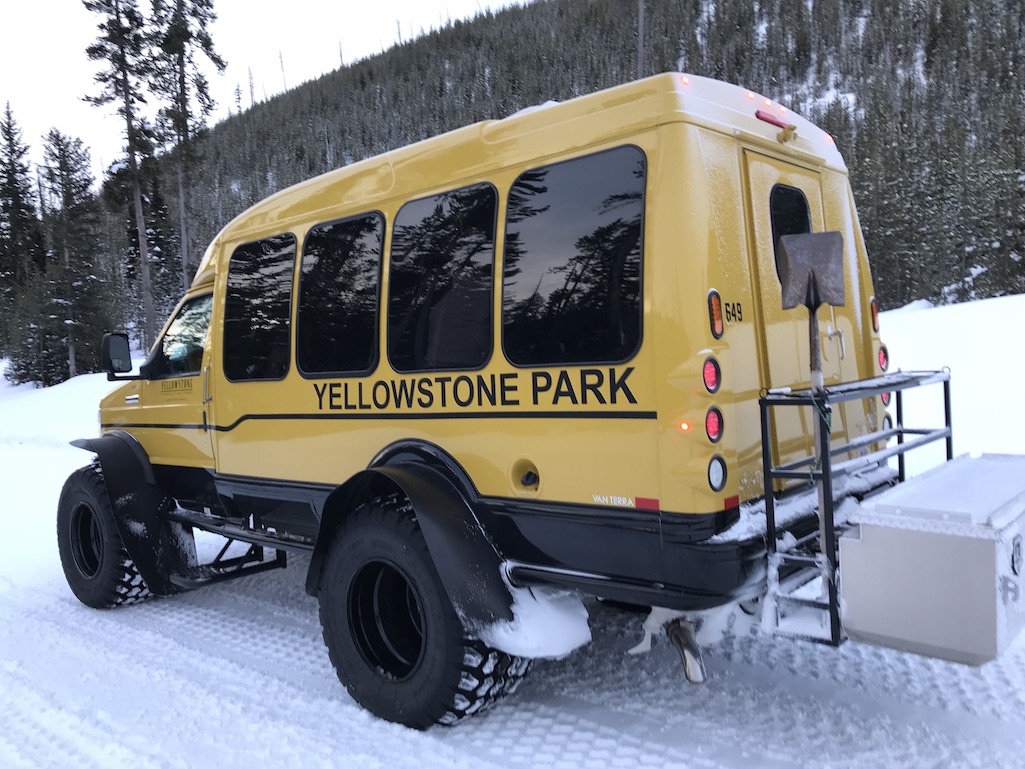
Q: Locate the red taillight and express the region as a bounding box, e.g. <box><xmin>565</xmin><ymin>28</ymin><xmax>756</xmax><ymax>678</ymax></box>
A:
<box><xmin>708</xmin><ymin>290</ymin><xmax>724</xmax><ymax>339</ymax></box>
<box><xmin>705</xmin><ymin>408</ymin><xmax>723</xmax><ymax>443</ymax></box>
<box><xmin>878</xmin><ymin>344</ymin><xmax>889</xmax><ymax>372</ymax></box>
<box><xmin>703</xmin><ymin>358</ymin><xmax>721</xmax><ymax>393</ymax></box>
<box><xmin>881</xmin><ymin>391</ymin><xmax>891</xmax><ymax>407</ymax></box>
<box><xmin>870</xmin><ymin>297</ymin><xmax>880</xmax><ymax>333</ymax></box>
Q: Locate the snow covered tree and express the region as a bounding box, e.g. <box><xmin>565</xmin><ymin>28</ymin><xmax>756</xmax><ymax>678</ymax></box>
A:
<box><xmin>0</xmin><ymin>103</ymin><xmax>45</xmax><ymax>353</ymax></box>
<box><xmin>150</xmin><ymin>0</ymin><xmax>226</xmax><ymax>292</ymax></box>
<box><xmin>84</xmin><ymin>0</ymin><xmax>159</xmax><ymax>347</ymax></box>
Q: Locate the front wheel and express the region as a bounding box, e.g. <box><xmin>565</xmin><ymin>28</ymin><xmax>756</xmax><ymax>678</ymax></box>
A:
<box><xmin>318</xmin><ymin>494</ymin><xmax>530</xmax><ymax>728</ymax></box>
<box><xmin>56</xmin><ymin>465</ymin><xmax>152</xmax><ymax>608</ymax></box>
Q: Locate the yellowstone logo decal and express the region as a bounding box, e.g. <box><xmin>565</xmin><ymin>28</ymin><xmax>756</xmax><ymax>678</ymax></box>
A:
<box><xmin>312</xmin><ymin>367</ymin><xmax>638</xmax><ymax>412</ymax></box>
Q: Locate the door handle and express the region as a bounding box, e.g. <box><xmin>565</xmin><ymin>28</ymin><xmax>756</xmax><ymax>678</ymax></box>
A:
<box><xmin>827</xmin><ymin>326</ymin><xmax>846</xmax><ymax>360</ymax></box>
<box><xmin>202</xmin><ymin>365</ymin><xmax>212</xmax><ymax>404</ymax></box>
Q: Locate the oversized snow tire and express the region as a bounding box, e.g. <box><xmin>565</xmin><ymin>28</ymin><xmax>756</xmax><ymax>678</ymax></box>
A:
<box><xmin>318</xmin><ymin>493</ymin><xmax>530</xmax><ymax>729</ymax></box>
<box><xmin>56</xmin><ymin>465</ymin><xmax>153</xmax><ymax>608</ymax></box>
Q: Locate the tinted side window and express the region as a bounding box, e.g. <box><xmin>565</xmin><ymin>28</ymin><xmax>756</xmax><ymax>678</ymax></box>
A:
<box><xmin>297</xmin><ymin>213</ymin><xmax>383</xmax><ymax>376</ymax></box>
<box><xmin>224</xmin><ymin>233</ymin><xmax>295</xmax><ymax>381</ymax></box>
<box><xmin>502</xmin><ymin>146</ymin><xmax>645</xmax><ymax>366</ymax></box>
<box><xmin>152</xmin><ymin>294</ymin><xmax>212</xmax><ymax>378</ymax></box>
<box><xmin>388</xmin><ymin>184</ymin><xmax>496</xmax><ymax>372</ymax></box>
<box><xmin>770</xmin><ymin>184</ymin><xmax>811</xmax><ymax>275</ymax></box>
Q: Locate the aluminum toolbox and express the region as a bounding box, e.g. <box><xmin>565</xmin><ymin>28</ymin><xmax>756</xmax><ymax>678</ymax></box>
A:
<box><xmin>839</xmin><ymin>454</ymin><xmax>1025</xmax><ymax>664</ymax></box>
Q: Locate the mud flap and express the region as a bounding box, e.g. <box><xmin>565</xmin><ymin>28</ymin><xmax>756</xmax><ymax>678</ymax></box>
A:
<box><xmin>307</xmin><ymin>463</ymin><xmax>514</xmax><ymax>626</ymax></box>
<box><xmin>71</xmin><ymin>431</ymin><xmax>196</xmax><ymax>595</ymax></box>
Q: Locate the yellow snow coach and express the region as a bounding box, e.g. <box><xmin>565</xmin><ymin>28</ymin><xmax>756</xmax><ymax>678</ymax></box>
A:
<box><xmin>57</xmin><ymin>73</ymin><xmax>1025</xmax><ymax>729</ymax></box>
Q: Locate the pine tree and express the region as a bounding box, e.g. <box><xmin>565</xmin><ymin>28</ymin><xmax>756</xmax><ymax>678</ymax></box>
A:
<box><xmin>84</xmin><ymin>0</ymin><xmax>158</xmax><ymax>347</ymax></box>
<box><xmin>39</xmin><ymin>130</ymin><xmax>119</xmax><ymax>378</ymax></box>
<box><xmin>150</xmin><ymin>0</ymin><xmax>226</xmax><ymax>293</ymax></box>
<box><xmin>0</xmin><ymin>103</ymin><xmax>46</xmax><ymax>353</ymax></box>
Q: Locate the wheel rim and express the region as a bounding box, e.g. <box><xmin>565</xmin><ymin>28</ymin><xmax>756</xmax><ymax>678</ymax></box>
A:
<box><xmin>69</xmin><ymin>502</ymin><xmax>104</xmax><ymax>579</ymax></box>
<box><xmin>349</xmin><ymin>560</ymin><xmax>425</xmax><ymax>680</ymax></box>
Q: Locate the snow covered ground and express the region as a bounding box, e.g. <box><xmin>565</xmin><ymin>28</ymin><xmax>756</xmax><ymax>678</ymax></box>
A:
<box><xmin>2</xmin><ymin>296</ymin><xmax>1025</xmax><ymax>769</ymax></box>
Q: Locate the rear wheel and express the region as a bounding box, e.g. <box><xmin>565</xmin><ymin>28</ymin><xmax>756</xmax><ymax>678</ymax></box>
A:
<box><xmin>318</xmin><ymin>493</ymin><xmax>529</xmax><ymax>728</ymax></box>
<box><xmin>56</xmin><ymin>465</ymin><xmax>152</xmax><ymax>608</ymax></box>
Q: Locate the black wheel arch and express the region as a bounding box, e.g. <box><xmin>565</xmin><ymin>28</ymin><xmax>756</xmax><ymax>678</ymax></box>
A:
<box><xmin>306</xmin><ymin>440</ymin><xmax>514</xmax><ymax>626</ymax></box>
<box><xmin>70</xmin><ymin>431</ymin><xmax>195</xmax><ymax>594</ymax></box>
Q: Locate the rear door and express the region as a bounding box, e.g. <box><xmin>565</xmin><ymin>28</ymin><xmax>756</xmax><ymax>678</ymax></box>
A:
<box><xmin>743</xmin><ymin>150</ymin><xmax>850</xmax><ymax>473</ymax></box>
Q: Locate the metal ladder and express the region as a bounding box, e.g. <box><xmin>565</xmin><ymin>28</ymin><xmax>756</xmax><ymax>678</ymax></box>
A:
<box><xmin>758</xmin><ymin>370</ymin><xmax>953</xmax><ymax>645</ymax></box>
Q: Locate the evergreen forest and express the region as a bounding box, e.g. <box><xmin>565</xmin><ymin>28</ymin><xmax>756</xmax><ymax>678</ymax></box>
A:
<box><xmin>2</xmin><ymin>0</ymin><xmax>1023</xmax><ymax>385</ymax></box>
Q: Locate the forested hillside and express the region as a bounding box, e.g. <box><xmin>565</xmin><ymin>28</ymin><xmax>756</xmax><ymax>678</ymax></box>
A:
<box><xmin>187</xmin><ymin>0</ymin><xmax>1024</xmax><ymax>311</ymax></box>
<box><xmin>3</xmin><ymin>0</ymin><xmax>1024</xmax><ymax>385</ymax></box>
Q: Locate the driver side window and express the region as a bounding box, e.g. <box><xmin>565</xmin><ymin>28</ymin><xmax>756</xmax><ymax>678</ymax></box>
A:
<box><xmin>153</xmin><ymin>294</ymin><xmax>213</xmax><ymax>378</ymax></box>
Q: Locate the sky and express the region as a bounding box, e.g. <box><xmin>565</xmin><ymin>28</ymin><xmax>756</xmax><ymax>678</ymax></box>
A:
<box><xmin>0</xmin><ymin>0</ymin><xmax>524</xmax><ymax>184</ymax></box>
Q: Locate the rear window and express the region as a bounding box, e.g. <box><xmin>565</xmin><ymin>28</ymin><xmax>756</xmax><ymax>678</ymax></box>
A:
<box><xmin>770</xmin><ymin>184</ymin><xmax>811</xmax><ymax>275</ymax></box>
<box><xmin>502</xmin><ymin>146</ymin><xmax>645</xmax><ymax>366</ymax></box>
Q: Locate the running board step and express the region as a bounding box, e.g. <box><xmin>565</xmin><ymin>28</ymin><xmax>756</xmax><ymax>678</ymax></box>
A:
<box><xmin>165</xmin><ymin>506</ymin><xmax>315</xmax><ymax>553</ymax></box>
<box><xmin>170</xmin><ymin>547</ymin><xmax>287</xmax><ymax>589</ymax></box>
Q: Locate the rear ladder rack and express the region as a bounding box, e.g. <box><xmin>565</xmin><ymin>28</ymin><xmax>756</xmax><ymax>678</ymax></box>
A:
<box><xmin>759</xmin><ymin>369</ymin><xmax>953</xmax><ymax>645</ymax></box>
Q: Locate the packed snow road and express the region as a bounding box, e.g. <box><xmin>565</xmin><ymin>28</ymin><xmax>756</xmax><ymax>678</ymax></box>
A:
<box><xmin>2</xmin><ymin>296</ymin><xmax>1025</xmax><ymax>769</ymax></box>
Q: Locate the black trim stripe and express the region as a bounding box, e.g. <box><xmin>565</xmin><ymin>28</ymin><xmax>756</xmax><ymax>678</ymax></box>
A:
<box><xmin>103</xmin><ymin>409</ymin><xmax>659</xmax><ymax>433</ymax></box>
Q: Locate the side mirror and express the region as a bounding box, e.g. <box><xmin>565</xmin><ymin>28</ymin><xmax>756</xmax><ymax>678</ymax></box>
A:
<box><xmin>101</xmin><ymin>332</ymin><xmax>135</xmax><ymax>380</ymax></box>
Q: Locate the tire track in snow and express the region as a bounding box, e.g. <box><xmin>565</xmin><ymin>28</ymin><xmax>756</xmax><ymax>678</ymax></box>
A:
<box><xmin>0</xmin><ymin>570</ymin><xmax>503</xmax><ymax>769</ymax></box>
<box><xmin>5</xmin><ymin>559</ymin><xmax>1025</xmax><ymax>769</ymax></box>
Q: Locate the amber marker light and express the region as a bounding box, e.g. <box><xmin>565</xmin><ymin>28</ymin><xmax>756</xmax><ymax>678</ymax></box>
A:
<box><xmin>870</xmin><ymin>296</ymin><xmax>880</xmax><ymax>333</ymax></box>
<box><xmin>708</xmin><ymin>290</ymin><xmax>724</xmax><ymax>339</ymax></box>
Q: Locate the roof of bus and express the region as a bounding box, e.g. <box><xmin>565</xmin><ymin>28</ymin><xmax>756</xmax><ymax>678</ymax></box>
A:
<box><xmin>193</xmin><ymin>72</ymin><xmax>845</xmax><ymax>286</ymax></box>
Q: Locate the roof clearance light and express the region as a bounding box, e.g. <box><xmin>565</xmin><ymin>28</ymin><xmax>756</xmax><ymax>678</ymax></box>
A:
<box><xmin>708</xmin><ymin>290</ymin><xmax>724</xmax><ymax>339</ymax></box>
<box><xmin>708</xmin><ymin>456</ymin><xmax>727</xmax><ymax>492</ymax></box>
<box><xmin>706</xmin><ymin>408</ymin><xmax>724</xmax><ymax>443</ymax></box>
<box><xmin>870</xmin><ymin>296</ymin><xmax>880</xmax><ymax>332</ymax></box>
<box><xmin>703</xmin><ymin>357</ymin><xmax>721</xmax><ymax>393</ymax></box>
<box><xmin>878</xmin><ymin>344</ymin><xmax>889</xmax><ymax>372</ymax></box>
<box><xmin>746</xmin><ymin>91</ymin><xmax>755</xmax><ymax>100</ymax></box>
<box><xmin>779</xmin><ymin>105</ymin><xmax>788</xmax><ymax>114</ymax></box>
<box><xmin>679</xmin><ymin>75</ymin><xmax>690</xmax><ymax>86</ymax></box>
<box><xmin>764</xmin><ymin>98</ymin><xmax>772</xmax><ymax>107</ymax></box>
<box><xmin>824</xmin><ymin>134</ymin><xmax>835</xmax><ymax>144</ymax></box>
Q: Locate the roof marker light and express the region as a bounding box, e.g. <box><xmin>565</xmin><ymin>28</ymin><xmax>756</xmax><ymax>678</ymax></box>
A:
<box><xmin>746</xmin><ymin>91</ymin><xmax>755</xmax><ymax>100</ymax></box>
<box><xmin>679</xmin><ymin>75</ymin><xmax>690</xmax><ymax>86</ymax></box>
